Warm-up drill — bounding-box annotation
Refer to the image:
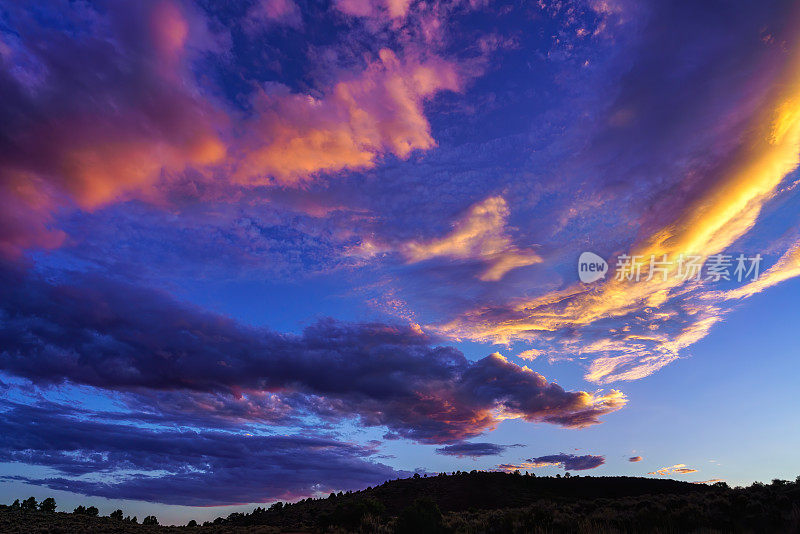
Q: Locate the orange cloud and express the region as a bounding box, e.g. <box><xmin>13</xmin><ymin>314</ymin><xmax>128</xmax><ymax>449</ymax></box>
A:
<box><xmin>517</xmin><ymin>349</ymin><xmax>542</xmax><ymax>361</ymax></box>
<box><xmin>403</xmin><ymin>196</ymin><xmax>541</xmax><ymax>281</ymax></box>
<box><xmin>236</xmin><ymin>49</ymin><xmax>460</xmax><ymax>186</ymax></box>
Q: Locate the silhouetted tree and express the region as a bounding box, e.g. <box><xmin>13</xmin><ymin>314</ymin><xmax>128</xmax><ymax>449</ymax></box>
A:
<box><xmin>187</xmin><ymin>519</ymin><xmax>198</xmax><ymax>527</ymax></box>
<box><xmin>39</xmin><ymin>497</ymin><xmax>56</xmax><ymax>512</ymax></box>
<box><xmin>269</xmin><ymin>501</ymin><xmax>284</xmax><ymax>512</ymax></box>
<box><xmin>20</xmin><ymin>497</ymin><xmax>37</xmax><ymax>512</ymax></box>
<box><xmin>143</xmin><ymin>515</ymin><xmax>159</xmax><ymax>525</ymax></box>
<box><xmin>10</xmin><ymin>499</ymin><xmax>20</xmax><ymax>509</ymax></box>
<box><xmin>73</xmin><ymin>505</ymin><xmax>87</xmax><ymax>515</ymax></box>
<box><xmin>110</xmin><ymin>509</ymin><xmax>123</xmax><ymax>521</ymax></box>
<box><xmin>86</xmin><ymin>506</ymin><xmax>99</xmax><ymax>517</ymax></box>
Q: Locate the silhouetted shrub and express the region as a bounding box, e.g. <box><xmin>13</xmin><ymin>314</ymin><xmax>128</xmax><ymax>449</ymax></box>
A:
<box><xmin>110</xmin><ymin>509</ymin><xmax>123</xmax><ymax>521</ymax></box>
<box><xmin>142</xmin><ymin>515</ymin><xmax>159</xmax><ymax>525</ymax></box>
<box><xmin>396</xmin><ymin>498</ymin><xmax>445</xmax><ymax>534</ymax></box>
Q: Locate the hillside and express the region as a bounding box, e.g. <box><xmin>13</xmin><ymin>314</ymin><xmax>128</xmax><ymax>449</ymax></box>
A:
<box><xmin>2</xmin><ymin>472</ymin><xmax>799</xmax><ymax>533</ymax></box>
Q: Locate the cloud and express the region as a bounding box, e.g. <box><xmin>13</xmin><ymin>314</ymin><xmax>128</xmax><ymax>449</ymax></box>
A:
<box><xmin>403</xmin><ymin>196</ymin><xmax>541</xmax><ymax>281</ymax></box>
<box><xmin>517</xmin><ymin>349</ymin><xmax>542</xmax><ymax>361</ymax></box>
<box><xmin>499</xmin><ymin>453</ymin><xmax>605</xmax><ymax>471</ymax></box>
<box><xmin>244</xmin><ymin>0</ymin><xmax>303</xmax><ymax>30</ymax></box>
<box><xmin>0</xmin><ymin>401</ymin><xmax>402</xmax><ymax>506</ymax></box>
<box><xmin>435</xmin><ymin>442</ymin><xmax>521</xmax><ymax>458</ymax></box>
<box><xmin>722</xmin><ymin>240</ymin><xmax>800</xmax><ymax>300</ymax></box>
<box><xmin>422</xmin><ymin>2</ymin><xmax>800</xmax><ymax>385</ymax></box>
<box><xmin>334</xmin><ymin>0</ymin><xmax>412</xmax><ymax>21</ymax></box>
<box><xmin>0</xmin><ymin>0</ymin><xmax>227</xmax><ymax>255</ymax></box>
<box><xmin>436</xmin><ymin>24</ymin><xmax>800</xmax><ymax>379</ymax></box>
<box><xmin>648</xmin><ymin>464</ymin><xmax>698</xmax><ymax>476</ymax></box>
<box><xmin>0</xmin><ymin>263</ymin><xmax>626</xmax><ymax>445</ymax></box>
<box><xmin>0</xmin><ymin>1</ymin><xmax>467</xmax><ymax>257</ymax></box>
<box><xmin>628</xmin><ymin>456</ymin><xmax>642</xmax><ymax>462</ymax></box>
<box><xmin>235</xmin><ymin>49</ymin><xmax>461</xmax><ymax>186</ymax></box>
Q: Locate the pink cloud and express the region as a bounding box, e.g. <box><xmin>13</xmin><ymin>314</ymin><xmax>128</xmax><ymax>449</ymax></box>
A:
<box><xmin>245</xmin><ymin>0</ymin><xmax>303</xmax><ymax>30</ymax></box>
<box><xmin>334</xmin><ymin>0</ymin><xmax>412</xmax><ymax>21</ymax></box>
<box><xmin>0</xmin><ymin>1</ymin><xmax>227</xmax><ymax>255</ymax></box>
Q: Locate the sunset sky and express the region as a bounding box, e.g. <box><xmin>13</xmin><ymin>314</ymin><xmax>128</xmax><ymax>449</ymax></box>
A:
<box><xmin>1</xmin><ymin>0</ymin><xmax>800</xmax><ymax>525</ymax></box>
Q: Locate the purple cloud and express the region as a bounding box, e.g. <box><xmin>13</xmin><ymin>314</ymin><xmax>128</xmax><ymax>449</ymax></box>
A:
<box><xmin>436</xmin><ymin>442</ymin><xmax>521</xmax><ymax>458</ymax></box>
<box><xmin>0</xmin><ymin>401</ymin><xmax>402</xmax><ymax>506</ymax></box>
<box><xmin>0</xmin><ymin>263</ymin><xmax>625</xmax><ymax>445</ymax></box>
<box><xmin>529</xmin><ymin>454</ymin><xmax>606</xmax><ymax>471</ymax></box>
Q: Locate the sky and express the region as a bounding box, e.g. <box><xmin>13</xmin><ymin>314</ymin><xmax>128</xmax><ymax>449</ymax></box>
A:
<box><xmin>1</xmin><ymin>0</ymin><xmax>800</xmax><ymax>525</ymax></box>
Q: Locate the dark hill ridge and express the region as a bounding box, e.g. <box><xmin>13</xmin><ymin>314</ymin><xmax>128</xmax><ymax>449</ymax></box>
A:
<box><xmin>226</xmin><ymin>472</ymin><xmax>716</xmax><ymax>529</ymax></box>
<box><xmin>2</xmin><ymin>473</ymin><xmax>799</xmax><ymax>533</ymax></box>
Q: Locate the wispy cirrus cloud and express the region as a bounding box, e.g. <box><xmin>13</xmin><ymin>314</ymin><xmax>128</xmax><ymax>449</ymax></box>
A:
<box><xmin>649</xmin><ymin>464</ymin><xmax>698</xmax><ymax>476</ymax></box>
<box><xmin>721</xmin><ymin>240</ymin><xmax>800</xmax><ymax>300</ymax></box>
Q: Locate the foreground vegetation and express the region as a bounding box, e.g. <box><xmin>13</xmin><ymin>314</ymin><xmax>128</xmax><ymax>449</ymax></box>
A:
<box><xmin>2</xmin><ymin>472</ymin><xmax>799</xmax><ymax>533</ymax></box>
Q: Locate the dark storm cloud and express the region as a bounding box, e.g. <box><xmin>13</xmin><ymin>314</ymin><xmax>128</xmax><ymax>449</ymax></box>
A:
<box><xmin>0</xmin><ymin>401</ymin><xmax>402</xmax><ymax>506</ymax></box>
<box><xmin>0</xmin><ymin>263</ymin><xmax>625</xmax><ymax>444</ymax></box>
